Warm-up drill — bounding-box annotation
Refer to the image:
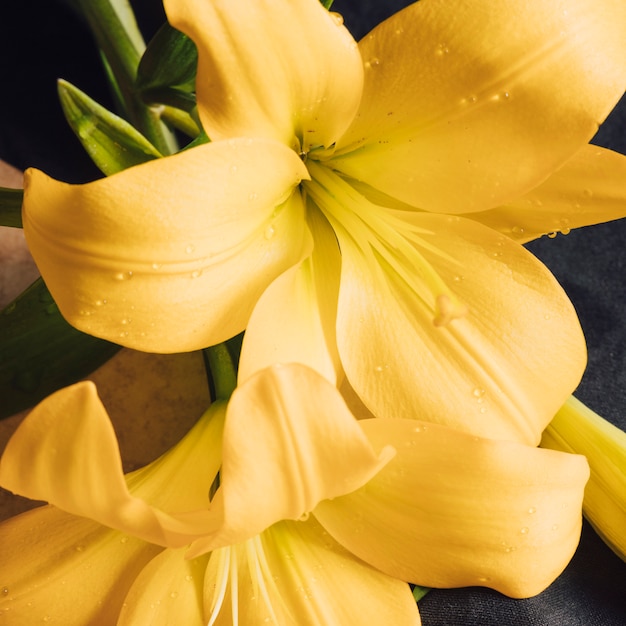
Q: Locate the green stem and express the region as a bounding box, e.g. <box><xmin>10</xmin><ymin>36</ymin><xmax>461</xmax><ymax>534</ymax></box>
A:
<box><xmin>70</xmin><ymin>0</ymin><xmax>177</xmax><ymax>155</ymax></box>
<box><xmin>204</xmin><ymin>343</ymin><xmax>238</xmax><ymax>401</ymax></box>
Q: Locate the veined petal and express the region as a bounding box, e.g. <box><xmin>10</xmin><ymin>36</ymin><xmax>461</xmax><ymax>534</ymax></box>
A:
<box><xmin>164</xmin><ymin>0</ymin><xmax>363</xmax><ymax>150</ymax></box>
<box><xmin>118</xmin><ymin>547</ymin><xmax>210</xmax><ymax>626</ymax></box>
<box><xmin>0</xmin><ymin>382</ymin><xmax>225</xmax><ymax>547</ymax></box>
<box><xmin>334</xmin><ymin>211</ymin><xmax>586</xmax><ymax>444</ymax></box>
<box><xmin>0</xmin><ymin>505</ymin><xmax>162</xmax><ymax>624</ymax></box>
<box><xmin>238</xmin><ymin>205</ymin><xmax>342</xmax><ymax>385</ymax></box>
<box><xmin>187</xmin><ymin>364</ymin><xmax>394</xmax><ymax>556</ymax></box>
<box><xmin>330</xmin><ymin>0</ymin><xmax>626</xmax><ymax>214</ymax></box>
<box><xmin>204</xmin><ymin>518</ymin><xmax>420</xmax><ymax>626</ymax></box>
<box><xmin>469</xmin><ymin>145</ymin><xmax>626</xmax><ymax>243</ymax></box>
<box><xmin>314</xmin><ymin>418</ymin><xmax>590</xmax><ymax>598</ymax></box>
<box><xmin>23</xmin><ymin>139</ymin><xmax>310</xmax><ymax>352</ymax></box>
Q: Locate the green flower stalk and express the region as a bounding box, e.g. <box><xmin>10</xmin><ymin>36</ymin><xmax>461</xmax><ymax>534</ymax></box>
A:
<box><xmin>541</xmin><ymin>396</ymin><xmax>626</xmax><ymax>561</ymax></box>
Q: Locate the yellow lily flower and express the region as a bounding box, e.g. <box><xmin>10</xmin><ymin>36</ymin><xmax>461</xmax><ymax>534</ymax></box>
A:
<box><xmin>541</xmin><ymin>395</ymin><xmax>626</xmax><ymax>561</ymax></box>
<box><xmin>0</xmin><ymin>365</ymin><xmax>589</xmax><ymax>624</ymax></box>
<box><xmin>22</xmin><ymin>0</ymin><xmax>626</xmax><ymax>448</ymax></box>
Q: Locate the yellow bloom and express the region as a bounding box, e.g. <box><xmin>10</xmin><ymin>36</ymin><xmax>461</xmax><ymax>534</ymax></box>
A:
<box><xmin>0</xmin><ymin>365</ymin><xmax>589</xmax><ymax>624</ymax></box>
<box><xmin>541</xmin><ymin>395</ymin><xmax>626</xmax><ymax>561</ymax></box>
<box><xmin>22</xmin><ymin>0</ymin><xmax>626</xmax><ymax>446</ymax></box>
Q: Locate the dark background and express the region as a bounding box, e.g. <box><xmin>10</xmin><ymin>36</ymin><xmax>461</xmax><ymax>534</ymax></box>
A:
<box><xmin>1</xmin><ymin>1</ymin><xmax>625</xmax><ymax>624</ymax></box>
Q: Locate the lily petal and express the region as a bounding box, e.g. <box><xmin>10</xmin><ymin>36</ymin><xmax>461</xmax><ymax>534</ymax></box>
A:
<box><xmin>164</xmin><ymin>0</ymin><xmax>363</xmax><ymax>150</ymax></box>
<box><xmin>314</xmin><ymin>418</ymin><xmax>589</xmax><ymax>598</ymax></box>
<box><xmin>118</xmin><ymin>547</ymin><xmax>210</xmax><ymax>625</ymax></box>
<box><xmin>0</xmin><ymin>505</ymin><xmax>162</xmax><ymax>624</ymax></box>
<box><xmin>204</xmin><ymin>518</ymin><xmax>420</xmax><ymax>625</ymax></box>
<box><xmin>0</xmin><ymin>382</ymin><xmax>225</xmax><ymax>547</ymax></box>
<box><xmin>23</xmin><ymin>138</ymin><xmax>310</xmax><ymax>352</ymax></box>
<box><xmin>335</xmin><ymin>211</ymin><xmax>586</xmax><ymax>444</ymax></box>
<box><xmin>331</xmin><ymin>0</ymin><xmax>626</xmax><ymax>213</ymax></box>
<box><xmin>469</xmin><ymin>145</ymin><xmax>626</xmax><ymax>243</ymax></box>
<box><xmin>188</xmin><ymin>364</ymin><xmax>394</xmax><ymax>555</ymax></box>
<box><xmin>238</xmin><ymin>205</ymin><xmax>342</xmax><ymax>385</ymax></box>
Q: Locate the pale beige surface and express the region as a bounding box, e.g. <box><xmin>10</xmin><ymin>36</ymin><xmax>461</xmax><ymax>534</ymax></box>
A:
<box><xmin>0</xmin><ymin>161</ymin><xmax>212</xmax><ymax>521</ymax></box>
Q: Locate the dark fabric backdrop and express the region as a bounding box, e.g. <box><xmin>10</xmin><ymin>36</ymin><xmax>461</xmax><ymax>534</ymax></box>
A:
<box><xmin>1</xmin><ymin>1</ymin><xmax>625</xmax><ymax>624</ymax></box>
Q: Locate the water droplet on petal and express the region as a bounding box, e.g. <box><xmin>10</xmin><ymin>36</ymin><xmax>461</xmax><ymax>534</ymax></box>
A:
<box><xmin>264</xmin><ymin>225</ymin><xmax>276</xmax><ymax>239</ymax></box>
<box><xmin>330</xmin><ymin>11</ymin><xmax>343</xmax><ymax>26</ymax></box>
<box><xmin>547</xmin><ymin>231</ymin><xmax>558</xmax><ymax>239</ymax></box>
<box><xmin>528</xmin><ymin>506</ymin><xmax>537</xmax><ymax>514</ymax></box>
<box><xmin>520</xmin><ymin>527</ymin><xmax>529</xmax><ymax>534</ymax></box>
<box><xmin>472</xmin><ymin>387</ymin><xmax>485</xmax><ymax>399</ymax></box>
<box><xmin>185</xmin><ymin>244</ymin><xmax>195</xmax><ymax>255</ymax></box>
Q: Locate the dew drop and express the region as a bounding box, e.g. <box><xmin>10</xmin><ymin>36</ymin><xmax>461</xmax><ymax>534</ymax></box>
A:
<box><xmin>191</xmin><ymin>270</ymin><xmax>202</xmax><ymax>279</ymax></box>
<box><xmin>551</xmin><ymin>524</ymin><xmax>559</xmax><ymax>531</ymax></box>
<box><xmin>248</xmin><ymin>192</ymin><xmax>258</xmax><ymax>201</ymax></box>
<box><xmin>520</xmin><ymin>527</ymin><xmax>529</xmax><ymax>534</ymax></box>
<box><xmin>264</xmin><ymin>225</ymin><xmax>276</xmax><ymax>239</ymax></box>
<box><xmin>185</xmin><ymin>244</ymin><xmax>195</xmax><ymax>255</ymax></box>
<box><xmin>170</xmin><ymin>591</ymin><xmax>178</xmax><ymax>599</ymax></box>
<box><xmin>185</xmin><ymin>575</ymin><xmax>193</xmax><ymax>582</ymax></box>
<box><xmin>94</xmin><ymin>299</ymin><xmax>106</xmax><ymax>307</ymax></box>
<box><xmin>582</xmin><ymin>188</ymin><xmax>593</xmax><ymax>198</ymax></box>
<box><xmin>330</xmin><ymin>11</ymin><xmax>343</xmax><ymax>25</ymax></box>
<box><xmin>114</xmin><ymin>270</ymin><xmax>133</xmax><ymax>281</ymax></box>
<box><xmin>561</xmin><ymin>227</ymin><xmax>571</xmax><ymax>235</ymax></box>
<box><xmin>511</xmin><ymin>226</ymin><xmax>525</xmax><ymax>235</ymax></box>
<box><xmin>472</xmin><ymin>387</ymin><xmax>485</xmax><ymax>399</ymax></box>
<box><xmin>120</xmin><ymin>318</ymin><xmax>130</xmax><ymax>325</ymax></box>
<box><xmin>1</xmin><ymin>587</ymin><xmax>8</xmax><ymax>595</ymax></box>
<box><xmin>151</xmin><ymin>262</ymin><xmax>162</xmax><ymax>270</ymax></box>
<box><xmin>120</xmin><ymin>536</ymin><xmax>129</xmax><ymax>544</ymax></box>
<box><xmin>528</xmin><ymin>506</ymin><xmax>537</xmax><ymax>514</ymax></box>
<box><xmin>75</xmin><ymin>544</ymin><xmax>85</xmax><ymax>552</ymax></box>
<box><xmin>299</xmin><ymin>512</ymin><xmax>310</xmax><ymax>522</ymax></box>
<box><xmin>547</xmin><ymin>231</ymin><xmax>558</xmax><ymax>239</ymax></box>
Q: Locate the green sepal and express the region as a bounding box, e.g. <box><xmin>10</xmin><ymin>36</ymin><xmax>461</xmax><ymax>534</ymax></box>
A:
<box><xmin>137</xmin><ymin>22</ymin><xmax>198</xmax><ymax>111</ymax></box>
<box><xmin>0</xmin><ymin>187</ymin><xmax>24</xmax><ymax>228</ymax></box>
<box><xmin>0</xmin><ymin>278</ymin><xmax>120</xmax><ymax>419</ymax></box>
<box><xmin>58</xmin><ymin>78</ymin><xmax>162</xmax><ymax>176</ymax></box>
<box><xmin>320</xmin><ymin>0</ymin><xmax>334</xmax><ymax>9</ymax></box>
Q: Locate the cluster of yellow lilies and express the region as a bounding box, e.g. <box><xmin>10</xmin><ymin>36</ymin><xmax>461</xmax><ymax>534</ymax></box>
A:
<box><xmin>1</xmin><ymin>0</ymin><xmax>625</xmax><ymax>623</ymax></box>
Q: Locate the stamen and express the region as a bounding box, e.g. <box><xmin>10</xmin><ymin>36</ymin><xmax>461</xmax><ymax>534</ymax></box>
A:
<box><xmin>230</xmin><ymin>548</ymin><xmax>239</xmax><ymax>626</ymax></box>
<box><xmin>433</xmin><ymin>293</ymin><xmax>469</xmax><ymax>327</ymax></box>
<box><xmin>207</xmin><ymin>547</ymin><xmax>230</xmax><ymax>626</ymax></box>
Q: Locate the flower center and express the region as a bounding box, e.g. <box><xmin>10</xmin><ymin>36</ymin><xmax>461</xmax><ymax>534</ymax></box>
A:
<box><xmin>302</xmin><ymin>160</ymin><xmax>468</xmax><ymax>327</ymax></box>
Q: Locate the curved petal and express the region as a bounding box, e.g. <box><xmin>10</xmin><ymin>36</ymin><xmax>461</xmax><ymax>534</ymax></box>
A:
<box><xmin>23</xmin><ymin>139</ymin><xmax>310</xmax><ymax>352</ymax></box>
<box><xmin>118</xmin><ymin>547</ymin><xmax>210</xmax><ymax>625</ymax></box>
<box><xmin>0</xmin><ymin>382</ymin><xmax>225</xmax><ymax>547</ymax></box>
<box><xmin>330</xmin><ymin>0</ymin><xmax>626</xmax><ymax>213</ymax></box>
<box><xmin>164</xmin><ymin>0</ymin><xmax>363</xmax><ymax>150</ymax></box>
<box><xmin>187</xmin><ymin>364</ymin><xmax>394</xmax><ymax>556</ymax></box>
<box><xmin>469</xmin><ymin>145</ymin><xmax>626</xmax><ymax>243</ymax></box>
<box><xmin>238</xmin><ymin>205</ymin><xmax>342</xmax><ymax>385</ymax></box>
<box><xmin>334</xmin><ymin>210</ymin><xmax>586</xmax><ymax>444</ymax></box>
<box><xmin>204</xmin><ymin>518</ymin><xmax>420</xmax><ymax>626</ymax></box>
<box><xmin>0</xmin><ymin>505</ymin><xmax>162</xmax><ymax>624</ymax></box>
<box><xmin>314</xmin><ymin>418</ymin><xmax>590</xmax><ymax>598</ymax></box>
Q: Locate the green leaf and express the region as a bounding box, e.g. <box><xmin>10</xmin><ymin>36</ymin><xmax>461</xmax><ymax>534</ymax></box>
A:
<box><xmin>411</xmin><ymin>585</ymin><xmax>430</xmax><ymax>603</ymax></box>
<box><xmin>0</xmin><ymin>278</ymin><xmax>120</xmax><ymax>419</ymax></box>
<box><xmin>58</xmin><ymin>78</ymin><xmax>162</xmax><ymax>176</ymax></box>
<box><xmin>137</xmin><ymin>22</ymin><xmax>198</xmax><ymax>97</ymax></box>
<box><xmin>66</xmin><ymin>0</ymin><xmax>178</xmax><ymax>156</ymax></box>
<box><xmin>0</xmin><ymin>187</ymin><xmax>23</xmax><ymax>228</ymax></box>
